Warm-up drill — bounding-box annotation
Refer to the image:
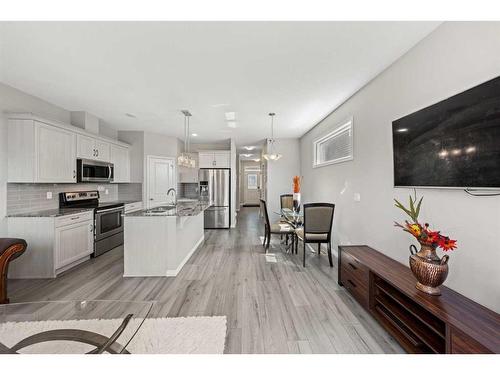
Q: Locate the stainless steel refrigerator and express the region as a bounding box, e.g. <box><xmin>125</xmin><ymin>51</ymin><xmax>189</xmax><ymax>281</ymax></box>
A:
<box><xmin>199</xmin><ymin>169</ymin><xmax>230</xmax><ymax>228</ymax></box>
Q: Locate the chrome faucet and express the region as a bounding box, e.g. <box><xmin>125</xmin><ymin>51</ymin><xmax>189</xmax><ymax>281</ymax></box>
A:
<box><xmin>167</xmin><ymin>188</ymin><xmax>177</xmax><ymax>205</ymax></box>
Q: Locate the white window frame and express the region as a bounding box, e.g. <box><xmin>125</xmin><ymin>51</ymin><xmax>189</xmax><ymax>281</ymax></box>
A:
<box><xmin>312</xmin><ymin>116</ymin><xmax>354</xmax><ymax>168</ymax></box>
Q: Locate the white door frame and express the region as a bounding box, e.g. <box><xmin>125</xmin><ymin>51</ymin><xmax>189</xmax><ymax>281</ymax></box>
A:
<box><xmin>145</xmin><ymin>155</ymin><xmax>177</xmax><ymax>208</ymax></box>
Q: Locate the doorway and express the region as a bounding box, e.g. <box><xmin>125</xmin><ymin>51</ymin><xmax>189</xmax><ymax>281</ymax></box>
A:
<box><xmin>243</xmin><ymin>165</ymin><xmax>261</xmax><ymax>206</ymax></box>
<box><xmin>146</xmin><ymin>156</ymin><xmax>176</xmax><ymax>208</ymax></box>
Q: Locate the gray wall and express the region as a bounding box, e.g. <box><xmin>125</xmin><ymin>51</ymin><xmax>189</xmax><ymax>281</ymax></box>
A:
<box><xmin>266</xmin><ymin>138</ymin><xmax>301</xmax><ymax>222</ymax></box>
<box><xmin>299</xmin><ymin>22</ymin><xmax>500</xmax><ymax>313</ymax></box>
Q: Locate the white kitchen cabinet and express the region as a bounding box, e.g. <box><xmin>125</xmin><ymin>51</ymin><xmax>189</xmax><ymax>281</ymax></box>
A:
<box><xmin>8</xmin><ymin>119</ymin><xmax>77</xmax><ymax>183</ymax></box>
<box><xmin>95</xmin><ymin>139</ymin><xmax>111</xmax><ymax>162</ymax></box>
<box><xmin>198</xmin><ymin>151</ymin><xmax>230</xmax><ymax>168</ymax></box>
<box><xmin>8</xmin><ymin>211</ymin><xmax>94</xmax><ymax>278</ymax></box>
<box><xmin>8</xmin><ymin>114</ymin><xmax>130</xmax><ymax>183</ymax></box>
<box><xmin>110</xmin><ymin>144</ymin><xmax>130</xmax><ymax>183</ymax></box>
<box><xmin>77</xmin><ymin>134</ymin><xmax>96</xmax><ymax>159</ymax></box>
<box><xmin>55</xmin><ymin>219</ymin><xmax>94</xmax><ymax>270</ymax></box>
<box><xmin>77</xmin><ymin>135</ymin><xmax>111</xmax><ymax>162</ymax></box>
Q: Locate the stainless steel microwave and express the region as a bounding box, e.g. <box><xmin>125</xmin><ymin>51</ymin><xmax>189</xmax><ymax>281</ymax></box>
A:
<box><xmin>77</xmin><ymin>159</ymin><xmax>114</xmax><ymax>183</ymax></box>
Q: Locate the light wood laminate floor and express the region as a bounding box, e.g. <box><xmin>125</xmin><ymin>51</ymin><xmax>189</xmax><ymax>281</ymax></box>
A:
<box><xmin>8</xmin><ymin>207</ymin><xmax>403</xmax><ymax>354</ymax></box>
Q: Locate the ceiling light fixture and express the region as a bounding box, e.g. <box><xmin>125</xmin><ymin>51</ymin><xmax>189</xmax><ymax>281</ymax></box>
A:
<box><xmin>244</xmin><ymin>146</ymin><xmax>256</xmax><ymax>151</ymax></box>
<box><xmin>225</xmin><ymin>112</ymin><xmax>236</xmax><ymax>121</ymax></box>
<box><xmin>227</xmin><ymin>121</ymin><xmax>237</xmax><ymax>128</ymax></box>
<box><xmin>241</xmin><ymin>153</ymin><xmax>252</xmax><ymax>158</ymax></box>
<box><xmin>191</xmin><ymin>133</ymin><xmax>198</xmax><ymax>137</ymax></box>
<box><xmin>262</xmin><ymin>113</ymin><xmax>282</xmax><ymax>161</ymax></box>
<box><xmin>178</xmin><ymin>110</ymin><xmax>196</xmax><ymax>168</ymax></box>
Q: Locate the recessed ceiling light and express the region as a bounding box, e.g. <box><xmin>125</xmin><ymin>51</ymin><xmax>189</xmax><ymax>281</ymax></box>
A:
<box><xmin>191</xmin><ymin>133</ymin><xmax>198</xmax><ymax>137</ymax></box>
<box><xmin>227</xmin><ymin>121</ymin><xmax>237</xmax><ymax>128</ymax></box>
<box><xmin>125</xmin><ymin>113</ymin><xmax>136</xmax><ymax>118</ymax></box>
<box><xmin>244</xmin><ymin>146</ymin><xmax>256</xmax><ymax>150</ymax></box>
<box><xmin>225</xmin><ymin>112</ymin><xmax>236</xmax><ymax>121</ymax></box>
<box><xmin>241</xmin><ymin>153</ymin><xmax>252</xmax><ymax>157</ymax></box>
<box><xmin>397</xmin><ymin>128</ymin><xmax>408</xmax><ymax>132</ymax></box>
<box><xmin>253</xmin><ymin>159</ymin><xmax>261</xmax><ymax>162</ymax></box>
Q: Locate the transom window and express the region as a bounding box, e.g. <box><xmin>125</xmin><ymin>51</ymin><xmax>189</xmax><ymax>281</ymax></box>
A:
<box><xmin>313</xmin><ymin>117</ymin><xmax>353</xmax><ymax>168</ymax></box>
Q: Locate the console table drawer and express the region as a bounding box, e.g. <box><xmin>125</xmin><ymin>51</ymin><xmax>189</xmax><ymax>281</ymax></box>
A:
<box><xmin>341</xmin><ymin>266</ymin><xmax>369</xmax><ymax>309</ymax></box>
<box><xmin>341</xmin><ymin>250</ymin><xmax>369</xmax><ymax>283</ymax></box>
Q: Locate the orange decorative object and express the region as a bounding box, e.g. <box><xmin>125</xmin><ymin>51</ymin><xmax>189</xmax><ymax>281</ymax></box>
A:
<box><xmin>293</xmin><ymin>176</ymin><xmax>301</xmax><ymax>193</ymax></box>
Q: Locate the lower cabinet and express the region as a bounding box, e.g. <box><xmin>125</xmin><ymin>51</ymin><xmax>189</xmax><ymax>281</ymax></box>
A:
<box><xmin>55</xmin><ymin>219</ymin><xmax>94</xmax><ymax>270</ymax></box>
<box><xmin>8</xmin><ymin>211</ymin><xmax>94</xmax><ymax>278</ymax></box>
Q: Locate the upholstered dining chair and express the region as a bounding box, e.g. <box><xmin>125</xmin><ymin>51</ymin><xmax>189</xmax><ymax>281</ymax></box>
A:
<box><xmin>279</xmin><ymin>194</ymin><xmax>294</xmax><ymax>244</ymax></box>
<box><xmin>295</xmin><ymin>203</ymin><xmax>335</xmax><ymax>267</ymax></box>
<box><xmin>0</xmin><ymin>238</ymin><xmax>27</xmax><ymax>304</ymax></box>
<box><xmin>260</xmin><ymin>199</ymin><xmax>295</xmax><ymax>252</ymax></box>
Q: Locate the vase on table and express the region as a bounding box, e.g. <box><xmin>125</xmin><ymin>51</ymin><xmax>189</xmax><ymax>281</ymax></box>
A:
<box><xmin>409</xmin><ymin>242</ymin><xmax>449</xmax><ymax>296</ymax></box>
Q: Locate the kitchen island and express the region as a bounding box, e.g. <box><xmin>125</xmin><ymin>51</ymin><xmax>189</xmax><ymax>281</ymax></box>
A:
<box><xmin>123</xmin><ymin>201</ymin><xmax>209</xmax><ymax>277</ymax></box>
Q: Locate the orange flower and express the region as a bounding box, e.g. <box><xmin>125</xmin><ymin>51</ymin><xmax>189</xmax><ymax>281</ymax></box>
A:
<box><xmin>439</xmin><ymin>237</ymin><xmax>457</xmax><ymax>251</ymax></box>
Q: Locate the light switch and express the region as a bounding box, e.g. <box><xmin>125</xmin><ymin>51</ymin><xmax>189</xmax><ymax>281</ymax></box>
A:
<box><xmin>46</xmin><ymin>191</ymin><xmax>53</xmax><ymax>200</ymax></box>
<box><xmin>354</xmin><ymin>193</ymin><xmax>361</xmax><ymax>202</ymax></box>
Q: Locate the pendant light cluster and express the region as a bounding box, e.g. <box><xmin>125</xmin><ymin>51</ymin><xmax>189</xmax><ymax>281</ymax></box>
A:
<box><xmin>262</xmin><ymin>112</ymin><xmax>282</xmax><ymax>161</ymax></box>
<box><xmin>178</xmin><ymin>110</ymin><xmax>196</xmax><ymax>168</ymax></box>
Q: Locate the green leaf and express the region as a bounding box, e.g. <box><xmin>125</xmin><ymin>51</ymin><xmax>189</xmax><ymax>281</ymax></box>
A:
<box><xmin>415</xmin><ymin>196</ymin><xmax>423</xmax><ymax>220</ymax></box>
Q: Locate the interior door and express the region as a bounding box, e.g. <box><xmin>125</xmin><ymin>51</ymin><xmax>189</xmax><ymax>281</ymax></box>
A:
<box><xmin>244</xmin><ymin>171</ymin><xmax>261</xmax><ymax>205</ymax></box>
<box><xmin>147</xmin><ymin>156</ymin><xmax>176</xmax><ymax>208</ymax></box>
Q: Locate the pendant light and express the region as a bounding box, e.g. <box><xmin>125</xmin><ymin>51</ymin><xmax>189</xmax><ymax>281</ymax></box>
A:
<box><xmin>262</xmin><ymin>112</ymin><xmax>282</xmax><ymax>161</ymax></box>
<box><xmin>178</xmin><ymin>110</ymin><xmax>196</xmax><ymax>168</ymax></box>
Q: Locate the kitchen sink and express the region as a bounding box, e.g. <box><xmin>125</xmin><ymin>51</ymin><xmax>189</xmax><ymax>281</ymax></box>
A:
<box><xmin>145</xmin><ymin>205</ymin><xmax>176</xmax><ymax>214</ymax></box>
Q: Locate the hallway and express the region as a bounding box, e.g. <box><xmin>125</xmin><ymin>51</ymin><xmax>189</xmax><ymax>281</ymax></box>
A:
<box><xmin>8</xmin><ymin>207</ymin><xmax>402</xmax><ymax>353</ymax></box>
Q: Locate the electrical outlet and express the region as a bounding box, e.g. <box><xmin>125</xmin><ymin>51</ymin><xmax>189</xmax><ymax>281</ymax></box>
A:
<box><xmin>97</xmin><ymin>185</ymin><xmax>105</xmax><ymax>191</ymax></box>
<box><xmin>46</xmin><ymin>191</ymin><xmax>53</xmax><ymax>200</ymax></box>
<box><xmin>354</xmin><ymin>193</ymin><xmax>361</xmax><ymax>202</ymax></box>
<box><xmin>105</xmin><ymin>189</ymin><xmax>109</xmax><ymax>195</ymax></box>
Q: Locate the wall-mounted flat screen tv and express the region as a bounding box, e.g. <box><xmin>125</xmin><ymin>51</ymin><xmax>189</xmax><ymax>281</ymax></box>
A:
<box><xmin>393</xmin><ymin>76</ymin><xmax>500</xmax><ymax>189</ymax></box>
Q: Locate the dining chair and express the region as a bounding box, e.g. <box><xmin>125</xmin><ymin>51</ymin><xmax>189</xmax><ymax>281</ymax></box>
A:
<box><xmin>294</xmin><ymin>203</ymin><xmax>335</xmax><ymax>267</ymax></box>
<box><xmin>260</xmin><ymin>199</ymin><xmax>295</xmax><ymax>252</ymax></box>
<box><xmin>0</xmin><ymin>238</ymin><xmax>27</xmax><ymax>304</ymax></box>
<box><xmin>279</xmin><ymin>194</ymin><xmax>294</xmax><ymax>244</ymax></box>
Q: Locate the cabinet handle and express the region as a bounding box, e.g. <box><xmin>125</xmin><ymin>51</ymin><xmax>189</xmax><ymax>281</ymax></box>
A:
<box><xmin>73</xmin><ymin>170</ymin><xmax>76</xmax><ymax>179</ymax></box>
<box><xmin>347</xmin><ymin>279</ymin><xmax>357</xmax><ymax>288</ymax></box>
<box><xmin>70</xmin><ymin>216</ymin><xmax>80</xmax><ymax>220</ymax></box>
<box><xmin>89</xmin><ymin>225</ymin><xmax>93</xmax><ymax>232</ymax></box>
<box><xmin>97</xmin><ymin>149</ymin><xmax>99</xmax><ymax>157</ymax></box>
<box><xmin>348</xmin><ymin>262</ymin><xmax>357</xmax><ymax>270</ymax></box>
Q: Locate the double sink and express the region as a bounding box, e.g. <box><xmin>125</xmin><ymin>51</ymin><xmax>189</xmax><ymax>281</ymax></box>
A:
<box><xmin>143</xmin><ymin>204</ymin><xmax>198</xmax><ymax>216</ymax></box>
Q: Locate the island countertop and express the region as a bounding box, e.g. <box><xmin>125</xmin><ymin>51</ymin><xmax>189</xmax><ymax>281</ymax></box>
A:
<box><xmin>125</xmin><ymin>201</ymin><xmax>210</xmax><ymax>217</ymax></box>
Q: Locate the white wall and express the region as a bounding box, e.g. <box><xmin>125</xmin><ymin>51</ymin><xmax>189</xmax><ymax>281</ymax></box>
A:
<box><xmin>266</xmin><ymin>138</ymin><xmax>301</xmax><ymax>222</ymax></box>
<box><xmin>230</xmin><ymin>139</ymin><xmax>237</xmax><ymax>227</ymax></box>
<box><xmin>299</xmin><ymin>22</ymin><xmax>500</xmax><ymax>313</ymax></box>
<box><xmin>0</xmin><ymin>82</ymin><xmax>72</xmax><ymax>235</ymax></box>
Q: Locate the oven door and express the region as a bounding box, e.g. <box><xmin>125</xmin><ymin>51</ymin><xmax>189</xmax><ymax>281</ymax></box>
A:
<box><xmin>78</xmin><ymin>159</ymin><xmax>114</xmax><ymax>183</ymax></box>
<box><xmin>95</xmin><ymin>207</ymin><xmax>124</xmax><ymax>241</ymax></box>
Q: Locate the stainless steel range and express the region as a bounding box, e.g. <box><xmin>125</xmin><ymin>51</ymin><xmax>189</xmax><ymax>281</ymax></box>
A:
<box><xmin>59</xmin><ymin>191</ymin><xmax>124</xmax><ymax>257</ymax></box>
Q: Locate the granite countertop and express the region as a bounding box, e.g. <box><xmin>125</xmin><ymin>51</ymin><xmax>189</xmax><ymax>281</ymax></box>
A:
<box><xmin>7</xmin><ymin>207</ymin><xmax>95</xmax><ymax>218</ymax></box>
<box><xmin>126</xmin><ymin>201</ymin><xmax>210</xmax><ymax>217</ymax></box>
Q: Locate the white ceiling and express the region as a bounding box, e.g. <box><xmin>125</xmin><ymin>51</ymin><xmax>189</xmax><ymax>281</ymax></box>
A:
<box><xmin>0</xmin><ymin>22</ymin><xmax>440</xmax><ymax>146</ymax></box>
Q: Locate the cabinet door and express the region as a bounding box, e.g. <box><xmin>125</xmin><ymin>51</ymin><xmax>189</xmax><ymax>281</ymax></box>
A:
<box><xmin>214</xmin><ymin>152</ymin><xmax>230</xmax><ymax>168</ymax></box>
<box><xmin>95</xmin><ymin>140</ymin><xmax>111</xmax><ymax>162</ymax></box>
<box><xmin>77</xmin><ymin>134</ymin><xmax>96</xmax><ymax>159</ymax></box>
<box><xmin>198</xmin><ymin>153</ymin><xmax>215</xmax><ymax>168</ymax></box>
<box><xmin>54</xmin><ymin>220</ymin><xmax>94</xmax><ymax>270</ymax></box>
<box><xmin>110</xmin><ymin>144</ymin><xmax>130</xmax><ymax>183</ymax></box>
<box><xmin>36</xmin><ymin>122</ymin><xmax>77</xmax><ymax>183</ymax></box>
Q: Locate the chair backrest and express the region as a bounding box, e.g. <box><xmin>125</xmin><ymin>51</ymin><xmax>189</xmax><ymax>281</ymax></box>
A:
<box><xmin>280</xmin><ymin>194</ymin><xmax>293</xmax><ymax>210</ymax></box>
<box><xmin>260</xmin><ymin>199</ymin><xmax>271</xmax><ymax>228</ymax></box>
<box><xmin>303</xmin><ymin>203</ymin><xmax>335</xmax><ymax>238</ymax></box>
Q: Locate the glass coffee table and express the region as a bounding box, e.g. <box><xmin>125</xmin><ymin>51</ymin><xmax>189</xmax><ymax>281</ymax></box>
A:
<box><xmin>0</xmin><ymin>300</ymin><xmax>154</xmax><ymax>354</ymax></box>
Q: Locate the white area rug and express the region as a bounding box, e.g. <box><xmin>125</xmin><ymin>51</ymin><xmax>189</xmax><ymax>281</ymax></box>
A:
<box><xmin>0</xmin><ymin>316</ymin><xmax>227</xmax><ymax>354</ymax></box>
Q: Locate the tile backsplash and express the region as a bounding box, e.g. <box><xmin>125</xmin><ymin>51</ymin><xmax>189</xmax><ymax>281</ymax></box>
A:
<box><xmin>7</xmin><ymin>183</ymin><xmax>142</xmax><ymax>215</ymax></box>
<box><xmin>179</xmin><ymin>182</ymin><xmax>199</xmax><ymax>199</ymax></box>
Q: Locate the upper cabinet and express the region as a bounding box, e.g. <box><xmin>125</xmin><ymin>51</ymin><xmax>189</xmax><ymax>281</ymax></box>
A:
<box><xmin>110</xmin><ymin>144</ymin><xmax>130</xmax><ymax>183</ymax></box>
<box><xmin>198</xmin><ymin>151</ymin><xmax>230</xmax><ymax>168</ymax></box>
<box><xmin>8</xmin><ymin>119</ymin><xmax>77</xmax><ymax>183</ymax></box>
<box><xmin>77</xmin><ymin>134</ymin><xmax>111</xmax><ymax>162</ymax></box>
<box><xmin>8</xmin><ymin>114</ymin><xmax>130</xmax><ymax>183</ymax></box>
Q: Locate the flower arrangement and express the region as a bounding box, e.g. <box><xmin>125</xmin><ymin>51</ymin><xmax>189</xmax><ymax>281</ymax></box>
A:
<box><xmin>293</xmin><ymin>176</ymin><xmax>301</xmax><ymax>193</ymax></box>
<box><xmin>394</xmin><ymin>193</ymin><xmax>457</xmax><ymax>251</ymax></box>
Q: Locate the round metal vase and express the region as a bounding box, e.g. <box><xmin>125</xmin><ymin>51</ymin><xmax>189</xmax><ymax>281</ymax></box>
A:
<box><xmin>409</xmin><ymin>244</ymin><xmax>449</xmax><ymax>296</ymax></box>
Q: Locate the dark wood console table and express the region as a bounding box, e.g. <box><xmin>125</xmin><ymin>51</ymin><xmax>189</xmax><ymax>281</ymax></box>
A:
<box><xmin>338</xmin><ymin>245</ymin><xmax>500</xmax><ymax>354</ymax></box>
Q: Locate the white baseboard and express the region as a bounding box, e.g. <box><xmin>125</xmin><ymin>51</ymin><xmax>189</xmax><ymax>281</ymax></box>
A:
<box><xmin>166</xmin><ymin>235</ymin><xmax>204</xmax><ymax>277</ymax></box>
